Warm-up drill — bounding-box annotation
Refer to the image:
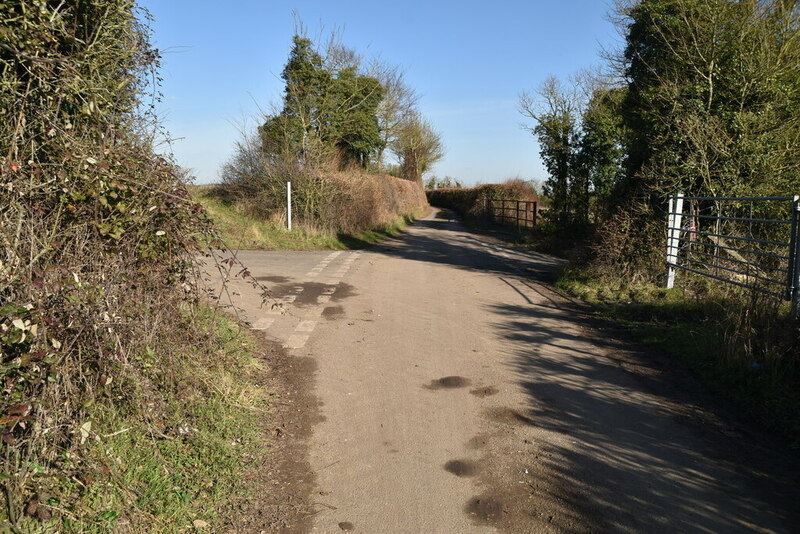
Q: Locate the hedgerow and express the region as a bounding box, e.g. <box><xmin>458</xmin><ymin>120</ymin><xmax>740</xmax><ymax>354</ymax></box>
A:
<box><xmin>425</xmin><ymin>181</ymin><xmax>539</xmax><ymax>220</ymax></box>
<box><xmin>1</xmin><ymin>2</ymin><xmax>258</xmax><ymax>530</ymax></box>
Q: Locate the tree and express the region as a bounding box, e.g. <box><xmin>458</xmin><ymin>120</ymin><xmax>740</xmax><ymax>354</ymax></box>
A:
<box><xmin>519</xmin><ymin>76</ymin><xmax>582</xmax><ymax>227</ymax></box>
<box><xmin>259</xmin><ymin>35</ymin><xmax>384</xmax><ymax>170</ymax></box>
<box><xmin>621</xmin><ymin>0</ymin><xmax>800</xmax><ymax>199</ymax></box>
<box><xmin>330</xmin><ymin>66</ymin><xmax>384</xmax><ymax>168</ymax></box>
<box><xmin>391</xmin><ymin>113</ymin><xmax>445</xmax><ymax>183</ymax></box>
<box><xmin>562</xmin><ymin>0</ymin><xmax>800</xmax><ymax>275</ymax></box>
<box><xmin>574</xmin><ymin>85</ymin><xmax>628</xmax><ymax>221</ymax></box>
<box><xmin>371</xmin><ymin>64</ymin><xmax>419</xmax><ymax>171</ymax></box>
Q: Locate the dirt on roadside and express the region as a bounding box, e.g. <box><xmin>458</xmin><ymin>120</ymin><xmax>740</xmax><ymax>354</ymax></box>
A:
<box><xmin>222</xmin><ymin>329</ymin><xmax>320</xmax><ymax>534</ymax></box>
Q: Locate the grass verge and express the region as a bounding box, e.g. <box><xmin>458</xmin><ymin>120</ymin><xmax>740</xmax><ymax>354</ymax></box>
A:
<box><xmin>462</xmin><ymin>214</ymin><xmax>800</xmax><ymax>446</ymax></box>
<box><xmin>190</xmin><ymin>185</ymin><xmax>425</xmax><ymax>250</ymax></box>
<box><xmin>12</xmin><ymin>306</ymin><xmax>268</xmax><ymax>533</ymax></box>
<box><xmin>556</xmin><ymin>265</ymin><xmax>800</xmax><ymax>448</ymax></box>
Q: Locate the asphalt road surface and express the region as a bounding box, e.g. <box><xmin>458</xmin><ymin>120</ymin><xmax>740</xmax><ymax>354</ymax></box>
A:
<box><xmin>215</xmin><ymin>209</ymin><xmax>799</xmax><ymax>533</ymax></box>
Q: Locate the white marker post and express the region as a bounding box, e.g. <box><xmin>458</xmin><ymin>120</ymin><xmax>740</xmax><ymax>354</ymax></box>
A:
<box><xmin>666</xmin><ymin>194</ymin><xmax>683</xmax><ymax>289</ymax></box>
<box><xmin>287</xmin><ymin>181</ymin><xmax>292</xmax><ymax>231</ymax></box>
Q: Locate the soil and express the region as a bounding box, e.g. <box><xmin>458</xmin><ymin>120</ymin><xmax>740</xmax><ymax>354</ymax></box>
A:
<box><xmin>222</xmin><ymin>329</ymin><xmax>321</xmax><ymax>533</ymax></box>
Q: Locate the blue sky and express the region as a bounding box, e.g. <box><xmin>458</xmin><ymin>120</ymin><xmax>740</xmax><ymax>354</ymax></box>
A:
<box><xmin>138</xmin><ymin>0</ymin><xmax>622</xmax><ymax>185</ymax></box>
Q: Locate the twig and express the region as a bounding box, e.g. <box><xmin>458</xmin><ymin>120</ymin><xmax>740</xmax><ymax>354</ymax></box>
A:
<box><xmin>0</xmin><ymin>41</ymin><xmax>67</xmax><ymax>65</ymax></box>
<box><xmin>318</xmin><ymin>459</ymin><xmax>341</xmax><ymax>471</ymax></box>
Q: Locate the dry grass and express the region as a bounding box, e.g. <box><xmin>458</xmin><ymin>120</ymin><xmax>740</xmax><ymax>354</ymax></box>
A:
<box><xmin>190</xmin><ymin>183</ymin><xmax>426</xmax><ymax>250</ymax></box>
<box><xmin>212</xmin><ymin>168</ymin><xmax>429</xmax><ymax>240</ymax></box>
<box><xmin>317</xmin><ymin>171</ymin><xmax>429</xmax><ymax>234</ymax></box>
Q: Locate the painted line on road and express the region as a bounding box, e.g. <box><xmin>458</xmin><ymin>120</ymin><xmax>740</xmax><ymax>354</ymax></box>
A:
<box><xmin>296</xmin><ymin>320</ymin><xmax>317</xmax><ymax>332</ymax></box>
<box><xmin>283</xmin><ymin>252</ymin><xmax>361</xmax><ymax>349</ymax></box>
<box><xmin>252</xmin><ymin>317</ymin><xmax>275</xmax><ymax>330</ymax></box>
<box><xmin>284</xmin><ymin>334</ymin><xmax>310</xmax><ymax>349</ymax></box>
<box><xmin>306</xmin><ymin>251</ymin><xmax>343</xmax><ymax>277</ymax></box>
<box><xmin>264</xmin><ymin>251</ymin><xmax>362</xmax><ymax>349</ymax></box>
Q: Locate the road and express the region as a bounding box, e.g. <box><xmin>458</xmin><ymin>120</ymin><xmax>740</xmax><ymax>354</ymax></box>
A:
<box><xmin>216</xmin><ymin>209</ymin><xmax>799</xmax><ymax>533</ymax></box>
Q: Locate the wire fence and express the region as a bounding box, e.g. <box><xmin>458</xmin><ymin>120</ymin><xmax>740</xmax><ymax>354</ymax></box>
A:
<box><xmin>665</xmin><ymin>194</ymin><xmax>800</xmax><ymax>317</ymax></box>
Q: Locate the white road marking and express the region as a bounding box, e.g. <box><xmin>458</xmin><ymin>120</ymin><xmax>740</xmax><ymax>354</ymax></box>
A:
<box><xmin>252</xmin><ymin>317</ymin><xmax>275</xmax><ymax>330</ymax></box>
<box><xmin>305</xmin><ymin>251</ymin><xmax>359</xmax><ymax>278</ymax></box>
<box><xmin>282</xmin><ymin>250</ymin><xmax>360</xmax><ymax>349</ymax></box>
<box><xmin>307</xmin><ymin>306</ymin><xmax>325</xmax><ymax>317</ymax></box>
<box><xmin>284</xmin><ymin>334</ymin><xmax>310</xmax><ymax>349</ymax></box>
<box><xmin>296</xmin><ymin>320</ymin><xmax>317</xmax><ymax>332</ymax></box>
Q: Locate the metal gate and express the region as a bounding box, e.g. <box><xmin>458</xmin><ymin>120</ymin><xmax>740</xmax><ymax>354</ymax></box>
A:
<box><xmin>665</xmin><ymin>194</ymin><xmax>800</xmax><ymax>318</ymax></box>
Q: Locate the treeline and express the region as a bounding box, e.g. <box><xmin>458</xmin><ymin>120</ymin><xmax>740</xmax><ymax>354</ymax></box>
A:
<box><xmin>220</xmin><ymin>32</ymin><xmax>442</xmax><ymax>231</ymax></box>
<box><xmin>521</xmin><ymin>0</ymin><xmax>799</xmax><ymax>274</ymax></box>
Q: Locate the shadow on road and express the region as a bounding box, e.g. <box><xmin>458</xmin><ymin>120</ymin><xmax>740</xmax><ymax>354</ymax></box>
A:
<box><xmin>492</xmin><ymin>300</ymin><xmax>800</xmax><ymax>532</ymax></box>
<box><xmin>374</xmin><ymin>217</ymin><xmax>563</xmax><ymax>281</ymax></box>
<box><xmin>375</xmin><ymin>213</ymin><xmax>800</xmax><ymax>532</ymax></box>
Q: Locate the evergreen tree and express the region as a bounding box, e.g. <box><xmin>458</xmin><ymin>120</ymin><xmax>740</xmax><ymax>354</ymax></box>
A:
<box><xmin>260</xmin><ymin>35</ymin><xmax>384</xmax><ymax>170</ymax></box>
<box><xmin>574</xmin><ymin>86</ymin><xmax>627</xmax><ymax>221</ymax></box>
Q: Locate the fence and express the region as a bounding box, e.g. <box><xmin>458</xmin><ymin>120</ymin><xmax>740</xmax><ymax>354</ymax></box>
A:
<box><xmin>665</xmin><ymin>194</ymin><xmax>800</xmax><ymax>318</ymax></box>
<box><xmin>486</xmin><ymin>199</ymin><xmax>538</xmax><ymax>230</ymax></box>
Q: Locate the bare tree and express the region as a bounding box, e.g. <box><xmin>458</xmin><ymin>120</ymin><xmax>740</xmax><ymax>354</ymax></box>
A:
<box><xmin>391</xmin><ymin>112</ymin><xmax>444</xmax><ymax>183</ymax></box>
<box><xmin>519</xmin><ymin>76</ymin><xmax>583</xmax><ymax>226</ymax></box>
<box><xmin>369</xmin><ymin>61</ymin><xmax>419</xmax><ymax>171</ymax></box>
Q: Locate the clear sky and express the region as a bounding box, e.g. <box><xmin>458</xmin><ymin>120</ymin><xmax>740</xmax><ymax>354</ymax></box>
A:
<box><xmin>137</xmin><ymin>0</ymin><xmax>622</xmax><ymax>185</ymax></box>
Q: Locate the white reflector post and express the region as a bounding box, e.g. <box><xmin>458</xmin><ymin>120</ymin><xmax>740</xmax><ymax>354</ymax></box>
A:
<box><xmin>666</xmin><ymin>194</ymin><xmax>684</xmax><ymax>289</ymax></box>
<box><xmin>287</xmin><ymin>181</ymin><xmax>292</xmax><ymax>231</ymax></box>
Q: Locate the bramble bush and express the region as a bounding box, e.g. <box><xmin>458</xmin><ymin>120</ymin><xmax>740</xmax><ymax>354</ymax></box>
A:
<box><xmin>1</xmin><ymin>2</ymin><xmax>263</xmax><ymax>530</ymax></box>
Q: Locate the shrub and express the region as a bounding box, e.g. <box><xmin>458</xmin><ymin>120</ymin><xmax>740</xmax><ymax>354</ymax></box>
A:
<box><xmin>220</xmin><ymin>159</ymin><xmax>428</xmax><ymax>235</ymax></box>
